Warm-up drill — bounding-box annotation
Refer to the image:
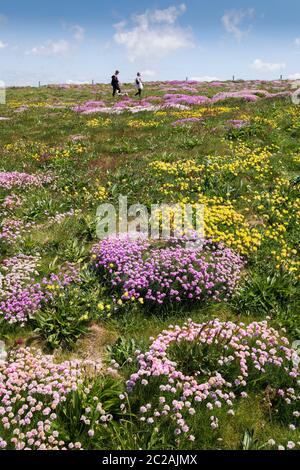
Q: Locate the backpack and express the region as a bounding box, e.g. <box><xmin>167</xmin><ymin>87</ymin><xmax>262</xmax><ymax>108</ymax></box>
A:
<box><xmin>135</xmin><ymin>78</ymin><xmax>139</xmax><ymax>86</ymax></box>
<box><xmin>111</xmin><ymin>75</ymin><xmax>117</xmax><ymax>86</ymax></box>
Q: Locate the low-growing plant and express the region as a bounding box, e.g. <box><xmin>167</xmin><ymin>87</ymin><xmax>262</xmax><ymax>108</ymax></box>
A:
<box><xmin>58</xmin><ymin>376</ymin><xmax>125</xmax><ymax>448</ymax></box>
<box><xmin>234</xmin><ymin>269</ymin><xmax>299</xmax><ymax>323</ymax></box>
<box><xmin>91</xmin><ymin>235</ymin><xmax>244</xmax><ymax>308</ymax></box>
<box><xmin>127</xmin><ymin>319</ymin><xmax>300</xmax><ymax>449</ymax></box>
<box><xmin>0</xmin><ymin>347</ymin><xmax>126</xmax><ymax>450</ymax></box>
<box><xmin>33</xmin><ymin>285</ymin><xmax>90</xmax><ymax>350</ymax></box>
<box><xmin>106</xmin><ymin>336</ymin><xmax>138</xmax><ymax>369</ymax></box>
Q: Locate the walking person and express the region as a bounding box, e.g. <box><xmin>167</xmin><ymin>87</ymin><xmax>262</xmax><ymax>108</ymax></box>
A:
<box><xmin>111</xmin><ymin>70</ymin><xmax>121</xmax><ymax>97</ymax></box>
<box><xmin>134</xmin><ymin>72</ymin><xmax>143</xmax><ymax>98</ymax></box>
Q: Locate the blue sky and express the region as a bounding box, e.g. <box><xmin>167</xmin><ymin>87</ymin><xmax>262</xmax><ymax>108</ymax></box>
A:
<box><xmin>0</xmin><ymin>0</ymin><xmax>300</xmax><ymax>85</ymax></box>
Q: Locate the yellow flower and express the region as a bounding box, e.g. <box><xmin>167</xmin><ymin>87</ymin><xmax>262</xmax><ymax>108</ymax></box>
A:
<box><xmin>128</xmin><ymin>119</ymin><xmax>159</xmax><ymax>129</ymax></box>
<box><xmin>96</xmin><ymin>186</ymin><xmax>108</xmax><ymax>202</ymax></box>
<box><xmin>79</xmin><ymin>313</ymin><xmax>89</xmax><ymax>321</ymax></box>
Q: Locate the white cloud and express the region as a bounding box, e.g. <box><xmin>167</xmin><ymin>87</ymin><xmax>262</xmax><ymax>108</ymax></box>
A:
<box><xmin>191</xmin><ymin>75</ymin><xmax>220</xmax><ymax>82</ymax></box>
<box><xmin>0</xmin><ymin>15</ymin><xmax>7</xmax><ymax>49</ymax></box>
<box><xmin>28</xmin><ymin>39</ymin><xmax>70</xmax><ymax>56</ymax></box>
<box><xmin>222</xmin><ymin>9</ymin><xmax>255</xmax><ymax>41</ymax></box>
<box><xmin>135</xmin><ymin>4</ymin><xmax>187</xmax><ymax>25</ymax></box>
<box><xmin>288</xmin><ymin>73</ymin><xmax>300</xmax><ymax>80</ymax></box>
<box><xmin>251</xmin><ymin>59</ymin><xmax>286</xmax><ymax>72</ymax></box>
<box><xmin>71</xmin><ymin>24</ymin><xmax>85</xmax><ymax>42</ymax></box>
<box><xmin>141</xmin><ymin>69</ymin><xmax>156</xmax><ymax>77</ymax></box>
<box><xmin>294</xmin><ymin>38</ymin><xmax>300</xmax><ymax>46</ymax></box>
<box><xmin>61</xmin><ymin>21</ymin><xmax>85</xmax><ymax>42</ymax></box>
<box><xmin>113</xmin><ymin>4</ymin><xmax>194</xmax><ymax>62</ymax></box>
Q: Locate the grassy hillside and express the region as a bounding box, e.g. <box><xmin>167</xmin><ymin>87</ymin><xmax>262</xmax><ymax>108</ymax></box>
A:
<box><xmin>0</xmin><ymin>80</ymin><xmax>299</xmax><ymax>450</ymax></box>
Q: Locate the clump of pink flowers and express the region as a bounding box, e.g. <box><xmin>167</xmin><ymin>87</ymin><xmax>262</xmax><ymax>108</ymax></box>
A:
<box><xmin>0</xmin><ymin>348</ymin><xmax>107</xmax><ymax>450</ymax></box>
<box><xmin>164</xmin><ymin>94</ymin><xmax>210</xmax><ymax>105</ymax></box>
<box><xmin>212</xmin><ymin>91</ymin><xmax>259</xmax><ymax>103</ymax></box>
<box><xmin>0</xmin><ymin>255</ymin><xmax>81</xmax><ymax>325</ymax></box>
<box><xmin>91</xmin><ymin>235</ymin><xmax>244</xmax><ymax>305</ymax></box>
<box><xmin>1</xmin><ymin>194</ymin><xmax>22</xmax><ymax>211</ymax></box>
<box><xmin>72</xmin><ymin>100</ymin><xmax>106</xmax><ymax>113</ymax></box>
<box><xmin>0</xmin><ymin>172</ymin><xmax>52</xmax><ymax>190</ymax></box>
<box><xmin>127</xmin><ymin>319</ymin><xmax>300</xmax><ymax>445</ymax></box>
<box><xmin>0</xmin><ymin>211</ymin><xmax>80</xmax><ymax>246</ymax></box>
<box><xmin>226</xmin><ymin>119</ymin><xmax>250</xmax><ymax>129</ymax></box>
<box><xmin>0</xmin><ymin>219</ymin><xmax>25</xmax><ymax>245</ymax></box>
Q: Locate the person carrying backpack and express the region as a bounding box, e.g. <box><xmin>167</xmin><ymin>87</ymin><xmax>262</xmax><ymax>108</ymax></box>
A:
<box><xmin>111</xmin><ymin>70</ymin><xmax>121</xmax><ymax>97</ymax></box>
<box><xmin>134</xmin><ymin>72</ymin><xmax>143</xmax><ymax>97</ymax></box>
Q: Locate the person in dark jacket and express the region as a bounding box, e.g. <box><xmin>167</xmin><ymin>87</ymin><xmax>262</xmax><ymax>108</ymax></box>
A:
<box><xmin>111</xmin><ymin>70</ymin><xmax>121</xmax><ymax>97</ymax></box>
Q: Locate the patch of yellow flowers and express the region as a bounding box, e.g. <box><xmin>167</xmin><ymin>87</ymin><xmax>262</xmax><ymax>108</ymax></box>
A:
<box><xmin>50</xmin><ymin>142</ymin><xmax>85</xmax><ymax>160</ymax></box>
<box><xmin>4</xmin><ymin>140</ymin><xmax>85</xmax><ymax>161</ymax></box>
<box><xmin>272</xmin><ymin>242</ymin><xmax>299</xmax><ymax>276</ymax></box>
<box><xmin>276</xmin><ymin>106</ymin><xmax>300</xmax><ymax>131</ymax></box>
<box><xmin>121</xmin><ymin>294</ymin><xmax>144</xmax><ymax>304</ymax></box>
<box><xmin>95</xmin><ymin>186</ymin><xmax>108</xmax><ymax>201</ymax></box>
<box><xmin>97</xmin><ymin>301</ymin><xmax>112</xmax><ymax>318</ymax></box>
<box><xmin>252</xmin><ymin>116</ymin><xmax>277</xmax><ymax>128</ymax></box>
<box><xmin>147</xmin><ymin>141</ymin><xmax>300</xmax><ymax>268</ymax></box>
<box><xmin>150</xmin><ymin>194</ymin><xmax>262</xmax><ymax>256</ymax></box>
<box><xmin>192</xmin><ymin>195</ymin><xmax>262</xmax><ymax>255</ymax></box>
<box><xmin>156</xmin><ymin>106</ymin><xmax>238</xmax><ymax>119</ymax></box>
<box><xmin>202</xmin><ymin>199</ymin><xmax>262</xmax><ymax>255</ymax></box>
<box><xmin>4</xmin><ymin>140</ymin><xmax>48</xmax><ymax>161</ymax></box>
<box><xmin>239</xmin><ymin>114</ymin><xmax>277</xmax><ymax>128</ymax></box>
<box><xmin>149</xmin><ymin>160</ymin><xmax>204</xmax><ymax>197</ymax></box>
<box><xmin>127</xmin><ymin>119</ymin><xmax>160</xmax><ymax>129</ymax></box>
<box><xmin>7</xmin><ymin>100</ymin><xmax>77</xmax><ymax>109</ymax></box>
<box><xmin>245</xmin><ymin>177</ymin><xmax>300</xmax><ymax>277</ymax></box>
<box><xmin>150</xmin><ymin>159</ymin><xmax>205</xmax><ymax>177</ymax></box>
<box><xmin>205</xmin><ymin>142</ymin><xmax>278</xmax><ymax>180</ymax></box>
<box><xmin>291</xmin><ymin>152</ymin><xmax>300</xmax><ymax>164</ymax></box>
<box><xmin>86</xmin><ymin>118</ymin><xmax>112</xmax><ymax>128</ymax></box>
